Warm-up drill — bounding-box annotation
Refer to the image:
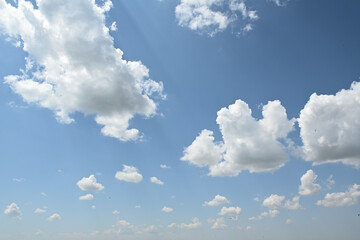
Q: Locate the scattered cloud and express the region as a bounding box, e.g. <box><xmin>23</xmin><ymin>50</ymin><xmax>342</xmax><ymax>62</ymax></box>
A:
<box><xmin>0</xmin><ymin>0</ymin><xmax>164</xmax><ymax>142</ymax></box>
<box><xmin>249</xmin><ymin>209</ymin><xmax>280</xmax><ymax>221</ymax></box>
<box><xmin>4</xmin><ymin>203</ymin><xmax>21</xmax><ymax>219</ymax></box>
<box><xmin>211</xmin><ymin>217</ymin><xmax>227</xmax><ymax>229</ymax></box>
<box><xmin>34</xmin><ymin>208</ymin><xmax>46</xmax><ymax>214</ymax></box>
<box><xmin>47</xmin><ymin>213</ymin><xmax>61</xmax><ymax>222</ymax></box>
<box><xmin>299</xmin><ymin>170</ymin><xmax>321</xmax><ymax>195</ymax></box>
<box><xmin>160</xmin><ymin>164</ymin><xmax>170</xmax><ymax>169</ymax></box>
<box><xmin>182</xmin><ymin>100</ymin><xmax>295</xmax><ymax>177</ymax></box>
<box><xmin>77</xmin><ymin>174</ymin><xmax>104</xmax><ymax>191</ymax></box>
<box><xmin>253</xmin><ymin>197</ymin><xmax>260</xmax><ymax>202</ymax></box>
<box><xmin>203</xmin><ymin>195</ymin><xmax>230</xmax><ymax>206</ymax></box>
<box><xmin>110</xmin><ymin>21</ymin><xmax>117</xmax><ymax>31</ymax></box>
<box><xmin>316</xmin><ymin>184</ymin><xmax>360</xmax><ymax>207</ymax></box>
<box><xmin>112</xmin><ymin>210</ymin><xmax>120</xmax><ymax>215</ymax></box>
<box><xmin>161</xmin><ymin>206</ymin><xmax>173</xmax><ymax>213</ymax></box>
<box><xmin>284</xmin><ymin>196</ymin><xmax>302</xmax><ymax>210</ymax></box>
<box><xmin>262</xmin><ymin>194</ymin><xmax>285</xmax><ymax>209</ymax></box>
<box><xmin>115</xmin><ymin>165</ymin><xmax>143</xmax><ymax>183</ymax></box>
<box><xmin>150</xmin><ymin>176</ymin><xmax>164</xmax><ymax>185</ymax></box>
<box><xmin>12</xmin><ymin>178</ymin><xmax>25</xmax><ymax>182</ymax></box>
<box><xmin>175</xmin><ymin>0</ymin><xmax>258</xmax><ymax>36</ymax></box>
<box><xmin>326</xmin><ymin>175</ymin><xmax>335</xmax><ymax>189</ymax></box>
<box><xmin>169</xmin><ymin>217</ymin><xmax>202</xmax><ymax>229</ymax></box>
<box><xmin>91</xmin><ymin>205</ymin><xmax>96</xmax><ymax>209</ymax></box>
<box><xmin>218</xmin><ymin>206</ymin><xmax>242</xmax><ymax>216</ymax></box>
<box><xmin>298</xmin><ymin>82</ymin><xmax>360</xmax><ymax>167</ymax></box>
<box><xmin>79</xmin><ymin>194</ymin><xmax>94</xmax><ymax>201</ymax></box>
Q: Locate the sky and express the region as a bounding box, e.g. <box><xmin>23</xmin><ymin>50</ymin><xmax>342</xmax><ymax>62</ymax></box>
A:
<box><xmin>0</xmin><ymin>0</ymin><xmax>360</xmax><ymax>239</ymax></box>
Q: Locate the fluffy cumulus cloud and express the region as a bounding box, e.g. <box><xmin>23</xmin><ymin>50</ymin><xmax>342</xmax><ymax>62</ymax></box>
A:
<box><xmin>79</xmin><ymin>193</ymin><xmax>94</xmax><ymax>200</ymax></box>
<box><xmin>316</xmin><ymin>184</ymin><xmax>360</xmax><ymax>207</ymax></box>
<box><xmin>298</xmin><ymin>169</ymin><xmax>321</xmax><ymax>195</ymax></box>
<box><xmin>34</xmin><ymin>208</ymin><xmax>46</xmax><ymax>213</ymax></box>
<box><xmin>262</xmin><ymin>194</ymin><xmax>302</xmax><ymax>210</ymax></box>
<box><xmin>284</xmin><ymin>196</ymin><xmax>302</xmax><ymax>210</ymax></box>
<box><xmin>77</xmin><ymin>174</ymin><xmax>104</xmax><ymax>191</ymax></box>
<box><xmin>210</xmin><ymin>217</ymin><xmax>227</xmax><ymax>229</ymax></box>
<box><xmin>150</xmin><ymin>176</ymin><xmax>164</xmax><ymax>185</ymax></box>
<box><xmin>47</xmin><ymin>213</ymin><xmax>61</xmax><ymax>221</ymax></box>
<box><xmin>4</xmin><ymin>203</ymin><xmax>22</xmax><ymax>218</ymax></box>
<box><xmin>161</xmin><ymin>206</ymin><xmax>173</xmax><ymax>213</ymax></box>
<box><xmin>182</xmin><ymin>100</ymin><xmax>295</xmax><ymax>177</ymax></box>
<box><xmin>115</xmin><ymin>165</ymin><xmax>143</xmax><ymax>183</ymax></box>
<box><xmin>169</xmin><ymin>217</ymin><xmax>202</xmax><ymax>229</ymax></box>
<box><xmin>175</xmin><ymin>0</ymin><xmax>258</xmax><ymax>36</ymax></box>
<box><xmin>218</xmin><ymin>206</ymin><xmax>242</xmax><ymax>216</ymax></box>
<box><xmin>249</xmin><ymin>209</ymin><xmax>280</xmax><ymax>221</ymax></box>
<box><xmin>203</xmin><ymin>195</ymin><xmax>230</xmax><ymax>206</ymax></box>
<box><xmin>0</xmin><ymin>0</ymin><xmax>164</xmax><ymax>142</ymax></box>
<box><xmin>298</xmin><ymin>82</ymin><xmax>360</xmax><ymax>168</ymax></box>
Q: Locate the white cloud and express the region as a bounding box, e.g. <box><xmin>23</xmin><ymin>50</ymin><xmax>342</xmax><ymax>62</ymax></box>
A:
<box><xmin>180</xmin><ymin>217</ymin><xmax>202</xmax><ymax>229</ymax></box>
<box><xmin>298</xmin><ymin>82</ymin><xmax>360</xmax><ymax>167</ymax></box>
<box><xmin>41</xmin><ymin>192</ymin><xmax>47</xmax><ymax>196</ymax></box>
<box><xmin>298</xmin><ymin>170</ymin><xmax>321</xmax><ymax>195</ymax></box>
<box><xmin>161</xmin><ymin>206</ymin><xmax>173</xmax><ymax>213</ymax></box>
<box><xmin>79</xmin><ymin>193</ymin><xmax>94</xmax><ymax>200</ymax></box>
<box><xmin>47</xmin><ymin>213</ymin><xmax>61</xmax><ymax>222</ymax></box>
<box><xmin>326</xmin><ymin>175</ymin><xmax>335</xmax><ymax>189</ymax></box>
<box><xmin>218</xmin><ymin>206</ymin><xmax>242</xmax><ymax>216</ymax></box>
<box><xmin>175</xmin><ymin>0</ymin><xmax>258</xmax><ymax>36</ymax></box>
<box><xmin>112</xmin><ymin>210</ymin><xmax>120</xmax><ymax>215</ymax></box>
<box><xmin>284</xmin><ymin>196</ymin><xmax>302</xmax><ymax>210</ymax></box>
<box><xmin>261</xmin><ymin>209</ymin><xmax>280</xmax><ymax>218</ymax></box>
<box><xmin>34</xmin><ymin>208</ymin><xmax>46</xmax><ymax>214</ymax></box>
<box><xmin>211</xmin><ymin>217</ymin><xmax>227</xmax><ymax>229</ymax></box>
<box><xmin>135</xmin><ymin>205</ymin><xmax>141</xmax><ymax>209</ymax></box>
<box><xmin>160</xmin><ymin>164</ymin><xmax>170</xmax><ymax>169</ymax></box>
<box><xmin>182</xmin><ymin>100</ymin><xmax>295</xmax><ymax>177</ymax></box>
<box><xmin>253</xmin><ymin>197</ymin><xmax>260</xmax><ymax>202</ymax></box>
<box><xmin>286</xmin><ymin>218</ymin><xmax>292</xmax><ymax>224</ymax></box>
<box><xmin>203</xmin><ymin>195</ymin><xmax>230</xmax><ymax>206</ymax></box>
<box><xmin>91</xmin><ymin>205</ymin><xmax>96</xmax><ymax>209</ymax></box>
<box><xmin>0</xmin><ymin>0</ymin><xmax>164</xmax><ymax>142</ymax></box>
<box><xmin>77</xmin><ymin>174</ymin><xmax>104</xmax><ymax>191</ymax></box>
<box><xmin>4</xmin><ymin>203</ymin><xmax>21</xmax><ymax>218</ymax></box>
<box><xmin>12</xmin><ymin>178</ymin><xmax>25</xmax><ymax>182</ymax></box>
<box><xmin>246</xmin><ymin>226</ymin><xmax>252</xmax><ymax>230</ymax></box>
<box><xmin>270</xmin><ymin>0</ymin><xmax>288</xmax><ymax>7</ymax></box>
<box><xmin>262</xmin><ymin>194</ymin><xmax>285</xmax><ymax>209</ymax></box>
<box><xmin>150</xmin><ymin>176</ymin><xmax>164</xmax><ymax>185</ymax></box>
<box><xmin>115</xmin><ymin>165</ymin><xmax>143</xmax><ymax>183</ymax></box>
<box><xmin>168</xmin><ymin>222</ymin><xmax>177</xmax><ymax>228</ymax></box>
<box><xmin>110</xmin><ymin>21</ymin><xmax>117</xmax><ymax>31</ymax></box>
<box><xmin>316</xmin><ymin>184</ymin><xmax>360</xmax><ymax>207</ymax></box>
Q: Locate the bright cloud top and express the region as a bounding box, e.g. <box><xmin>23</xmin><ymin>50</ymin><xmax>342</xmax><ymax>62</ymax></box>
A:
<box><xmin>203</xmin><ymin>195</ymin><xmax>230</xmax><ymax>206</ymax></box>
<box><xmin>4</xmin><ymin>203</ymin><xmax>21</xmax><ymax>218</ymax></box>
<box><xmin>150</xmin><ymin>176</ymin><xmax>164</xmax><ymax>185</ymax></box>
<box><xmin>115</xmin><ymin>165</ymin><xmax>143</xmax><ymax>183</ymax></box>
<box><xmin>175</xmin><ymin>0</ymin><xmax>258</xmax><ymax>36</ymax></box>
<box><xmin>77</xmin><ymin>174</ymin><xmax>104</xmax><ymax>191</ymax></box>
<box><xmin>0</xmin><ymin>0</ymin><xmax>164</xmax><ymax>142</ymax></box>
<box><xmin>182</xmin><ymin>99</ymin><xmax>295</xmax><ymax>177</ymax></box>
<box><xmin>298</xmin><ymin>82</ymin><xmax>360</xmax><ymax>167</ymax></box>
<box><xmin>79</xmin><ymin>193</ymin><xmax>94</xmax><ymax>201</ymax></box>
<box><xmin>218</xmin><ymin>206</ymin><xmax>242</xmax><ymax>216</ymax></box>
<box><xmin>298</xmin><ymin>169</ymin><xmax>321</xmax><ymax>195</ymax></box>
<box><xmin>317</xmin><ymin>184</ymin><xmax>360</xmax><ymax>207</ymax></box>
<box><xmin>161</xmin><ymin>206</ymin><xmax>173</xmax><ymax>213</ymax></box>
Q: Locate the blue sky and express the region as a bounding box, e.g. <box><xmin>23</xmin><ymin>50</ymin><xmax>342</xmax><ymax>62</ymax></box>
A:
<box><xmin>0</xmin><ymin>0</ymin><xmax>360</xmax><ymax>239</ymax></box>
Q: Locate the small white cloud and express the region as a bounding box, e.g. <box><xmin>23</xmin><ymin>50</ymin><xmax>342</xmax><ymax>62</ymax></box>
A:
<box><xmin>180</xmin><ymin>217</ymin><xmax>201</xmax><ymax>229</ymax></box>
<box><xmin>47</xmin><ymin>213</ymin><xmax>61</xmax><ymax>222</ymax></box>
<box><xmin>112</xmin><ymin>210</ymin><xmax>120</xmax><ymax>215</ymax></box>
<box><xmin>77</xmin><ymin>174</ymin><xmax>104</xmax><ymax>191</ymax></box>
<box><xmin>79</xmin><ymin>194</ymin><xmax>94</xmax><ymax>201</ymax></box>
<box><xmin>211</xmin><ymin>217</ymin><xmax>227</xmax><ymax>229</ymax></box>
<box><xmin>218</xmin><ymin>206</ymin><xmax>242</xmax><ymax>216</ymax></box>
<box><xmin>4</xmin><ymin>203</ymin><xmax>21</xmax><ymax>219</ymax></box>
<box><xmin>262</xmin><ymin>194</ymin><xmax>285</xmax><ymax>209</ymax></box>
<box><xmin>261</xmin><ymin>209</ymin><xmax>280</xmax><ymax>218</ymax></box>
<box><xmin>115</xmin><ymin>165</ymin><xmax>143</xmax><ymax>183</ymax></box>
<box><xmin>326</xmin><ymin>175</ymin><xmax>335</xmax><ymax>189</ymax></box>
<box><xmin>110</xmin><ymin>21</ymin><xmax>117</xmax><ymax>31</ymax></box>
<box><xmin>299</xmin><ymin>170</ymin><xmax>321</xmax><ymax>195</ymax></box>
<box><xmin>286</xmin><ymin>218</ymin><xmax>292</xmax><ymax>224</ymax></box>
<box><xmin>168</xmin><ymin>222</ymin><xmax>177</xmax><ymax>228</ymax></box>
<box><xmin>34</xmin><ymin>208</ymin><xmax>46</xmax><ymax>214</ymax></box>
<box><xmin>150</xmin><ymin>176</ymin><xmax>164</xmax><ymax>185</ymax></box>
<box><xmin>162</xmin><ymin>206</ymin><xmax>173</xmax><ymax>213</ymax></box>
<box><xmin>91</xmin><ymin>205</ymin><xmax>96</xmax><ymax>209</ymax></box>
<box><xmin>41</xmin><ymin>192</ymin><xmax>47</xmax><ymax>196</ymax></box>
<box><xmin>246</xmin><ymin>226</ymin><xmax>252</xmax><ymax>231</ymax></box>
<box><xmin>316</xmin><ymin>184</ymin><xmax>360</xmax><ymax>207</ymax></box>
<box><xmin>135</xmin><ymin>205</ymin><xmax>141</xmax><ymax>209</ymax></box>
<box><xmin>253</xmin><ymin>197</ymin><xmax>260</xmax><ymax>202</ymax></box>
<box><xmin>298</xmin><ymin>82</ymin><xmax>360</xmax><ymax>167</ymax></box>
<box><xmin>160</xmin><ymin>164</ymin><xmax>170</xmax><ymax>169</ymax></box>
<box><xmin>12</xmin><ymin>178</ymin><xmax>25</xmax><ymax>182</ymax></box>
<box><xmin>203</xmin><ymin>195</ymin><xmax>230</xmax><ymax>207</ymax></box>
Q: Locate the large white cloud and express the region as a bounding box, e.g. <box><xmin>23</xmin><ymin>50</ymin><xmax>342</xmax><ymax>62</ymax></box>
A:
<box><xmin>0</xmin><ymin>0</ymin><xmax>164</xmax><ymax>141</ymax></box>
<box><xmin>316</xmin><ymin>184</ymin><xmax>360</xmax><ymax>207</ymax></box>
<box><xmin>203</xmin><ymin>195</ymin><xmax>230</xmax><ymax>206</ymax></box>
<box><xmin>4</xmin><ymin>202</ymin><xmax>21</xmax><ymax>218</ymax></box>
<box><xmin>77</xmin><ymin>174</ymin><xmax>104</xmax><ymax>191</ymax></box>
<box><xmin>115</xmin><ymin>165</ymin><xmax>143</xmax><ymax>183</ymax></box>
<box><xmin>298</xmin><ymin>82</ymin><xmax>360</xmax><ymax>167</ymax></box>
<box><xmin>182</xmin><ymin>99</ymin><xmax>295</xmax><ymax>177</ymax></box>
<box><xmin>298</xmin><ymin>169</ymin><xmax>321</xmax><ymax>195</ymax></box>
<box><xmin>175</xmin><ymin>0</ymin><xmax>258</xmax><ymax>36</ymax></box>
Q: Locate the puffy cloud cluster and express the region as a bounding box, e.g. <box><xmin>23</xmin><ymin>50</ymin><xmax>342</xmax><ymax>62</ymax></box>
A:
<box><xmin>115</xmin><ymin>165</ymin><xmax>143</xmax><ymax>183</ymax></box>
<box><xmin>218</xmin><ymin>206</ymin><xmax>242</xmax><ymax>216</ymax></box>
<box><xmin>316</xmin><ymin>184</ymin><xmax>360</xmax><ymax>207</ymax></box>
<box><xmin>203</xmin><ymin>195</ymin><xmax>230</xmax><ymax>206</ymax></box>
<box><xmin>209</xmin><ymin>217</ymin><xmax>227</xmax><ymax>229</ymax></box>
<box><xmin>262</xmin><ymin>194</ymin><xmax>302</xmax><ymax>210</ymax></box>
<box><xmin>175</xmin><ymin>0</ymin><xmax>258</xmax><ymax>36</ymax></box>
<box><xmin>168</xmin><ymin>217</ymin><xmax>202</xmax><ymax>229</ymax></box>
<box><xmin>182</xmin><ymin>100</ymin><xmax>295</xmax><ymax>177</ymax></box>
<box><xmin>298</xmin><ymin>170</ymin><xmax>321</xmax><ymax>195</ymax></box>
<box><xmin>0</xmin><ymin>0</ymin><xmax>164</xmax><ymax>141</ymax></box>
<box><xmin>298</xmin><ymin>82</ymin><xmax>360</xmax><ymax>167</ymax></box>
<box><xmin>4</xmin><ymin>202</ymin><xmax>21</xmax><ymax>218</ymax></box>
<box><xmin>77</xmin><ymin>174</ymin><xmax>104</xmax><ymax>191</ymax></box>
